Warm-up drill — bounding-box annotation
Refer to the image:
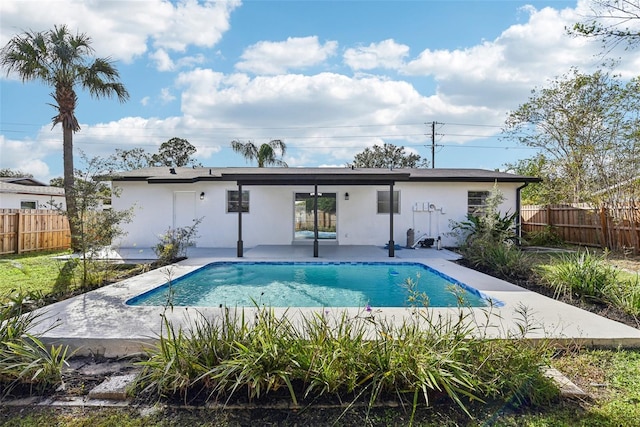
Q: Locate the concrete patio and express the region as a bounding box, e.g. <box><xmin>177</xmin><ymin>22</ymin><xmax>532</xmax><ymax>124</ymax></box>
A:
<box><xmin>30</xmin><ymin>245</ymin><xmax>640</xmax><ymax>357</ymax></box>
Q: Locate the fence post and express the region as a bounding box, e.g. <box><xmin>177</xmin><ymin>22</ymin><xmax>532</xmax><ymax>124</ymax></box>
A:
<box><xmin>16</xmin><ymin>211</ymin><xmax>22</xmax><ymax>254</ymax></box>
<box><xmin>599</xmin><ymin>206</ymin><xmax>609</xmax><ymax>250</ymax></box>
<box><xmin>546</xmin><ymin>205</ymin><xmax>552</xmax><ymax>227</ymax></box>
<box><xmin>631</xmin><ymin>202</ymin><xmax>639</xmax><ymax>255</ymax></box>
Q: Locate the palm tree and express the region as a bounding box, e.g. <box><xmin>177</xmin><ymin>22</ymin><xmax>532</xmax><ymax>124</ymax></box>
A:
<box><xmin>1</xmin><ymin>25</ymin><xmax>129</xmax><ymax>250</ymax></box>
<box><xmin>231</xmin><ymin>139</ymin><xmax>288</xmax><ymax>167</ymax></box>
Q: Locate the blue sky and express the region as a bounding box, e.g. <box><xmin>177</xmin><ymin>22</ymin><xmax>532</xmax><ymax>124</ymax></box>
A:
<box><xmin>1</xmin><ymin>0</ymin><xmax>639</xmax><ymax>182</ymax></box>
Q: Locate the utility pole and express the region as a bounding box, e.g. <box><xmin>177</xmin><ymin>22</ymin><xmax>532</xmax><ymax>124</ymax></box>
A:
<box><xmin>431</xmin><ymin>121</ymin><xmax>436</xmax><ymax>169</ymax></box>
<box><xmin>426</xmin><ymin>121</ymin><xmax>438</xmax><ymax>168</ymax></box>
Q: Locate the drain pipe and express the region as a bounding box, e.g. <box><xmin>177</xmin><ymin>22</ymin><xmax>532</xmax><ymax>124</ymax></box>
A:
<box><xmin>515</xmin><ymin>182</ymin><xmax>529</xmax><ymax>246</ymax></box>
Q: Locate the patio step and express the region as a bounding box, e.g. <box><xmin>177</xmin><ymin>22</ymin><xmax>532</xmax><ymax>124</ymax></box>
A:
<box><xmin>88</xmin><ymin>373</ymin><xmax>138</xmax><ymax>401</ymax></box>
<box><xmin>542</xmin><ymin>366</ymin><xmax>589</xmax><ymax>399</ymax></box>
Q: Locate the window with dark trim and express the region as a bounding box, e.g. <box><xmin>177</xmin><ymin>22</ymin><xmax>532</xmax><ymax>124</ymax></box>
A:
<box><xmin>20</xmin><ymin>200</ymin><xmax>37</xmax><ymax>209</ymax></box>
<box><xmin>377</xmin><ymin>190</ymin><xmax>400</xmax><ymax>214</ymax></box>
<box><xmin>468</xmin><ymin>191</ymin><xmax>490</xmax><ymax>215</ymax></box>
<box><xmin>227</xmin><ymin>190</ymin><xmax>249</xmax><ymax>213</ymax></box>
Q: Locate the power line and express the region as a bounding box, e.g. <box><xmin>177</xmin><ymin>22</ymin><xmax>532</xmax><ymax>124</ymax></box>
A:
<box><xmin>440</xmin><ymin>122</ymin><xmax>504</xmax><ymax>129</ymax></box>
<box><xmin>4</xmin><ymin>119</ymin><xmax>537</xmax><ymax>155</ymax></box>
<box><xmin>0</xmin><ymin>120</ymin><xmax>508</xmax><ymax>134</ymax></box>
<box><xmin>71</xmin><ymin>139</ymin><xmax>536</xmax><ymax>151</ymax></box>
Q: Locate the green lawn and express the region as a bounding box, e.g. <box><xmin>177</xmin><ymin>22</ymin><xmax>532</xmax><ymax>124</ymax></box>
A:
<box><xmin>0</xmin><ymin>250</ymin><xmax>148</xmax><ymax>303</ymax></box>
<box><xmin>0</xmin><ymin>250</ymin><xmax>71</xmax><ymax>298</ymax></box>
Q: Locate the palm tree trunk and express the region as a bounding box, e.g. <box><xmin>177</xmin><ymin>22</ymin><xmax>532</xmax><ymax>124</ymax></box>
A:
<box><xmin>62</xmin><ymin>126</ymin><xmax>80</xmax><ymax>251</ymax></box>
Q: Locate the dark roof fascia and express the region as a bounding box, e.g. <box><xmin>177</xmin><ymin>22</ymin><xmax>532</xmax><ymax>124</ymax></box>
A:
<box><xmin>408</xmin><ymin>176</ymin><xmax>542</xmax><ymax>183</ymax></box>
<box><xmin>225</xmin><ymin>172</ymin><xmax>411</xmax><ymax>186</ymax></box>
<box><xmin>107</xmin><ymin>168</ymin><xmax>540</xmax><ymax>185</ymax></box>
<box><xmin>109</xmin><ymin>176</ymin><xmax>149</xmax><ymax>182</ymax></box>
<box><xmin>147</xmin><ymin>178</ymin><xmax>199</xmax><ymax>184</ymax></box>
<box><xmin>110</xmin><ymin>176</ymin><xmax>222</xmax><ymax>184</ymax></box>
<box><xmin>233</xmin><ymin>178</ymin><xmax>405</xmax><ymax>186</ymax></box>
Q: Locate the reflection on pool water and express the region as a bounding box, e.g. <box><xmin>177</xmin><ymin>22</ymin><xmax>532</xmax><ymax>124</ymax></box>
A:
<box><xmin>126</xmin><ymin>262</ymin><xmax>495</xmax><ymax>308</ymax></box>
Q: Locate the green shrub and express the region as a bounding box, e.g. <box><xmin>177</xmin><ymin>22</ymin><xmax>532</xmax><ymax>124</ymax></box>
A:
<box><xmin>133</xmin><ymin>304</ymin><xmax>558</xmax><ymax>422</ymax></box>
<box><xmin>605</xmin><ymin>275</ymin><xmax>640</xmax><ymax>316</ymax></box>
<box><xmin>460</xmin><ymin>239</ymin><xmax>532</xmax><ymax>280</ymax></box>
<box><xmin>0</xmin><ymin>292</ymin><xmax>68</xmax><ymax>398</ymax></box>
<box><xmin>153</xmin><ymin>218</ymin><xmax>202</xmax><ymax>265</ymax></box>
<box><xmin>450</xmin><ymin>183</ymin><xmax>532</xmax><ymax>280</ymax></box>
<box><xmin>449</xmin><ymin>184</ymin><xmax>519</xmax><ymax>248</ymax></box>
<box><xmin>537</xmin><ymin>250</ymin><xmax>619</xmax><ymax>301</ymax></box>
<box><xmin>524</xmin><ymin>226</ymin><xmax>563</xmax><ymax>247</ymax></box>
<box><xmin>471</xmin><ymin>339</ymin><xmax>558</xmax><ymax>407</ymax></box>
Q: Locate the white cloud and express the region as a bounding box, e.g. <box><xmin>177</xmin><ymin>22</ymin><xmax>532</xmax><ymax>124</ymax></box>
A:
<box><xmin>175</xmin><ymin>54</ymin><xmax>206</xmax><ymax>69</ymax></box>
<box><xmin>149</xmin><ymin>49</ymin><xmax>175</xmax><ymax>72</ymax></box>
<box><xmin>236</xmin><ymin>36</ymin><xmax>338</xmax><ymax>75</ymax></box>
<box><xmin>149</xmin><ymin>48</ymin><xmax>206</xmax><ymax>72</ymax></box>
<box><xmin>0</xmin><ymin>133</ymin><xmax>55</xmax><ymax>181</ymax></box>
<box><xmin>399</xmin><ymin>3</ymin><xmax>633</xmax><ymax>111</ymax></box>
<box><xmin>0</xmin><ymin>0</ymin><xmax>240</xmax><ymax>63</ymax></box>
<box><xmin>343</xmin><ymin>39</ymin><xmax>410</xmax><ymax>70</ymax></box>
<box><xmin>160</xmin><ymin>88</ymin><xmax>176</xmax><ymax>104</ymax></box>
<box><xmin>173</xmin><ymin>69</ymin><xmax>459</xmax><ymax>163</ymax></box>
<box><xmin>152</xmin><ymin>0</ymin><xmax>241</xmax><ymax>52</ymax></box>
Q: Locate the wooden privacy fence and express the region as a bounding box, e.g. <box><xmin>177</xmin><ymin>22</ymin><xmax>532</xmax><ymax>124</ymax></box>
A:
<box><xmin>521</xmin><ymin>203</ymin><xmax>640</xmax><ymax>254</ymax></box>
<box><xmin>0</xmin><ymin>209</ymin><xmax>71</xmax><ymax>255</ymax></box>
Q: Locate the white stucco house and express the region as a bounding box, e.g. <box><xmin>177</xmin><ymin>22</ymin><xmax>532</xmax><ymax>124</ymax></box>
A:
<box><xmin>0</xmin><ymin>177</ymin><xmax>66</xmax><ymax>210</ymax></box>
<box><xmin>109</xmin><ymin>167</ymin><xmax>540</xmax><ymax>257</ymax></box>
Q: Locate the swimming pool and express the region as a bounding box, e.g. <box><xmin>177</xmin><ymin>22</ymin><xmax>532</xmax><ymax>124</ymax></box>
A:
<box><xmin>127</xmin><ymin>262</ymin><xmax>494</xmax><ymax>308</ymax></box>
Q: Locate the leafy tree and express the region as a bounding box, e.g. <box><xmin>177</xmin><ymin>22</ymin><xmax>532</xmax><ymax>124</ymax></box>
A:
<box><xmin>108</xmin><ymin>141</ymin><xmax>201</xmax><ymax>172</ymax></box>
<box><xmin>502</xmin><ymin>68</ymin><xmax>639</xmax><ymax>204</ymax></box>
<box><xmin>570</xmin><ymin>1</ymin><xmax>640</xmax><ymax>52</ymax></box>
<box><xmin>109</xmin><ymin>147</ymin><xmax>153</xmax><ymax>171</ymax></box>
<box><xmin>45</xmin><ymin>154</ymin><xmax>133</xmax><ymax>289</ymax></box>
<box><xmin>231</xmin><ymin>139</ymin><xmax>288</xmax><ymax>167</ymax></box>
<box><xmin>49</xmin><ymin>177</ymin><xmax>64</xmax><ymax>188</ymax></box>
<box><xmin>150</xmin><ymin>137</ymin><xmax>201</xmax><ymax>167</ymax></box>
<box><xmin>0</xmin><ymin>169</ymin><xmax>33</xmax><ymax>178</ymax></box>
<box><xmin>504</xmin><ymin>154</ymin><xmax>558</xmax><ymax>205</ymax></box>
<box><xmin>49</xmin><ymin>175</ymin><xmax>112</xmax><ymax>205</ymax></box>
<box><xmin>70</xmin><ymin>154</ymin><xmax>133</xmax><ymax>288</ymax></box>
<box><xmin>1</xmin><ymin>25</ymin><xmax>129</xmax><ymax>251</ymax></box>
<box><xmin>351</xmin><ymin>143</ymin><xmax>428</xmax><ymax>168</ymax></box>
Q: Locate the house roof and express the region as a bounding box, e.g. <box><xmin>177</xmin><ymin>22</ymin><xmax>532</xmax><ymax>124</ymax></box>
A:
<box><xmin>0</xmin><ymin>177</ymin><xmax>49</xmax><ymax>186</ymax></box>
<box><xmin>0</xmin><ymin>181</ymin><xmax>65</xmax><ymax>196</ymax></box>
<box><xmin>108</xmin><ymin>167</ymin><xmax>541</xmax><ymax>186</ymax></box>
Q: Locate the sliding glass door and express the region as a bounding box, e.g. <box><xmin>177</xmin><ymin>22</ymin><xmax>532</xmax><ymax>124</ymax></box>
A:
<box><xmin>294</xmin><ymin>192</ymin><xmax>336</xmax><ymax>240</ymax></box>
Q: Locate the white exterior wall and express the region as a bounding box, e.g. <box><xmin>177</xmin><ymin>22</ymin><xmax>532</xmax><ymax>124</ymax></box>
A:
<box><xmin>113</xmin><ymin>180</ymin><xmax>522</xmax><ymax>249</ymax></box>
<box><xmin>339</xmin><ymin>182</ymin><xmax>520</xmax><ymax>248</ymax></box>
<box><xmin>0</xmin><ymin>192</ymin><xmax>66</xmax><ymax>210</ymax></box>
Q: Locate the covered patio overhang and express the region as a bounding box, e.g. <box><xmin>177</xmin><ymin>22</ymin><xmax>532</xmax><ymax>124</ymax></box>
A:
<box><xmin>221</xmin><ymin>169</ymin><xmax>411</xmax><ymax>258</ymax></box>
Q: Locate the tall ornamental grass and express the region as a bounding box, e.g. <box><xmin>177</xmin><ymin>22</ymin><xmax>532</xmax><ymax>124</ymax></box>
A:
<box><xmin>538</xmin><ymin>250</ymin><xmax>640</xmax><ymax>316</ymax></box>
<box><xmin>133</xmin><ymin>299</ymin><xmax>557</xmax><ymax>422</ymax></box>
<box><xmin>605</xmin><ymin>275</ymin><xmax>640</xmax><ymax>317</ymax></box>
<box><xmin>538</xmin><ymin>250</ymin><xmax>619</xmax><ymax>301</ymax></box>
<box><xmin>0</xmin><ymin>292</ymin><xmax>69</xmax><ymax>398</ymax></box>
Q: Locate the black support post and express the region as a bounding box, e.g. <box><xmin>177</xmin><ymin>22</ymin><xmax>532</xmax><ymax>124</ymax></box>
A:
<box><xmin>313</xmin><ymin>184</ymin><xmax>319</xmax><ymax>257</ymax></box>
<box><xmin>389</xmin><ymin>182</ymin><xmax>395</xmax><ymax>257</ymax></box>
<box><xmin>237</xmin><ymin>183</ymin><xmax>243</xmax><ymax>257</ymax></box>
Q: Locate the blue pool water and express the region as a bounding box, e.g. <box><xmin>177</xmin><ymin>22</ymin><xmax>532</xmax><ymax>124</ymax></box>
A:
<box><xmin>127</xmin><ymin>262</ymin><xmax>487</xmax><ymax>307</ymax></box>
<box><xmin>127</xmin><ymin>262</ymin><xmax>492</xmax><ymax>308</ymax></box>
